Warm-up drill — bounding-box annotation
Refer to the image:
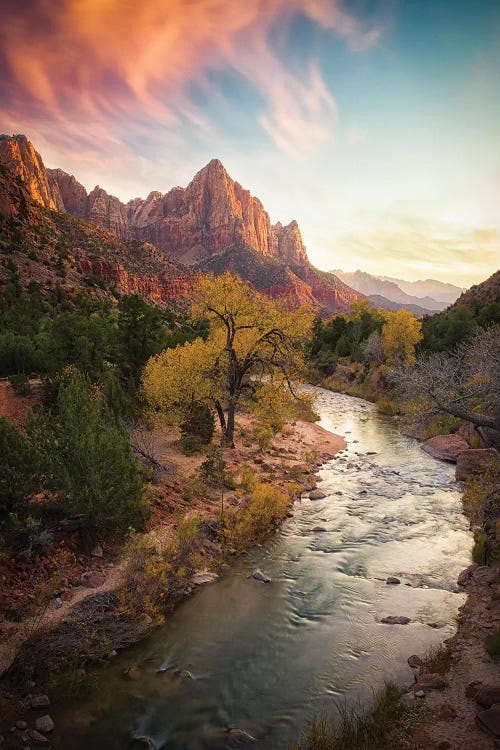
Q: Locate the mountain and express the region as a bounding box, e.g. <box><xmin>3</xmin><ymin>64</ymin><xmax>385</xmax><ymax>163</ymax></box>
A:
<box><xmin>0</xmin><ymin>134</ymin><xmax>362</xmax><ymax>315</ymax></box>
<box><xmin>365</xmin><ymin>294</ymin><xmax>434</xmax><ymax>318</ymax></box>
<box><xmin>333</xmin><ymin>269</ymin><xmax>445</xmax><ymax>314</ymax></box>
<box><xmin>378</xmin><ymin>275</ymin><xmax>464</xmax><ymax>306</ymax></box>
<box><xmin>448</xmin><ymin>269</ymin><xmax>500</xmax><ymax>310</ymax></box>
<box><xmin>0</xmin><ymin>155</ymin><xmax>194</xmax><ymax>306</ymax></box>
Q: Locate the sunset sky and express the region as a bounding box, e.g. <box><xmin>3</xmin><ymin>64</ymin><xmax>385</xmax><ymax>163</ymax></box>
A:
<box><xmin>1</xmin><ymin>0</ymin><xmax>499</xmax><ymax>285</ymax></box>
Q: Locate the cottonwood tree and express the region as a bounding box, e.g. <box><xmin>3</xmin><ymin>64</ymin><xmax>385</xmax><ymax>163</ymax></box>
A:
<box><xmin>142</xmin><ymin>272</ymin><xmax>313</xmax><ymax>446</ymax></box>
<box><xmin>381</xmin><ymin>309</ymin><xmax>423</xmax><ymax>366</ymax></box>
<box><xmin>389</xmin><ymin>326</ymin><xmax>500</xmax><ymax>443</ymax></box>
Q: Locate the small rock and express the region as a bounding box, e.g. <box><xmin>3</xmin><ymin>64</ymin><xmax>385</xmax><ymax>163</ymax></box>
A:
<box><xmin>125</xmin><ymin>665</ymin><xmax>142</xmax><ymax>681</ymax></box>
<box><xmin>381</xmin><ymin>616</ymin><xmax>411</xmax><ymax>625</ymax></box>
<box><xmin>30</xmin><ymin>695</ymin><xmax>50</xmax><ymax>708</ymax></box>
<box><xmin>173</xmin><ymin>669</ymin><xmax>193</xmax><ymax>679</ymax></box>
<box><xmin>386</xmin><ymin>577</ymin><xmax>401</xmax><ymax>585</ymax></box>
<box><xmin>192</xmin><ymin>570</ymin><xmax>219</xmax><ymax>586</ymax></box>
<box><xmin>414</xmin><ymin>690</ymin><xmax>425</xmax><ymax>698</ymax></box>
<box><xmin>418</xmin><ymin>673</ymin><xmax>449</xmax><ymax>690</ymax></box>
<box><xmin>251</xmin><ymin>569</ymin><xmax>271</xmax><ymax>583</ymax></box>
<box><xmin>457</xmin><ymin>564</ymin><xmax>478</xmax><ymax>587</ymax></box>
<box><xmin>312</xmin><ymin>526</ymin><xmax>328</xmax><ymax>532</ymax></box>
<box><xmin>309</xmin><ymin>489</ymin><xmax>326</xmax><ymax>500</ymax></box>
<box><xmin>408</xmin><ymin>655</ymin><xmax>422</xmax><ymax>669</ymax></box>
<box><xmin>35</xmin><ymin>716</ymin><xmax>53</xmax><ymax>734</ymax></box>
<box><xmin>28</xmin><ymin>730</ymin><xmax>48</xmax><ymax>744</ymax></box>
<box><xmin>107</xmin><ymin>650</ymin><xmax>118</xmax><ymax>659</ymax></box>
<box><xmin>475</xmin><ymin>685</ymin><xmax>500</xmax><ymax>708</ymax></box>
<box><xmin>16</xmin><ymin>722</ymin><xmax>28</xmax><ymax>730</ymax></box>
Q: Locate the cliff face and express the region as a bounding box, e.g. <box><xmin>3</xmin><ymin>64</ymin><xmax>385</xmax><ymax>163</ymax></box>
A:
<box><xmin>0</xmin><ymin>134</ymin><xmax>364</xmax><ymax>315</ymax></box>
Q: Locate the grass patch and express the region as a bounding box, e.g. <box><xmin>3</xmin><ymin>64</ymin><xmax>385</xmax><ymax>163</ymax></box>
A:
<box><xmin>485</xmin><ymin>629</ymin><xmax>500</xmax><ymax>658</ymax></box>
<box><xmin>376</xmin><ymin>398</ymin><xmax>402</xmax><ymax>416</ymax></box>
<box><xmin>421</xmin><ymin>643</ymin><xmax>456</xmax><ymax>675</ymax></box>
<box><xmin>472</xmin><ymin>531</ymin><xmax>488</xmax><ymax>565</ymax></box>
<box><xmin>292</xmin><ymin>683</ymin><xmax>421</xmax><ymax>750</ymax></box>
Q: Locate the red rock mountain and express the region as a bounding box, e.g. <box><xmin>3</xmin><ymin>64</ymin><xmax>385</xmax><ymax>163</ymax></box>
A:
<box><xmin>0</xmin><ymin>134</ymin><xmax>363</xmax><ymax>314</ymax></box>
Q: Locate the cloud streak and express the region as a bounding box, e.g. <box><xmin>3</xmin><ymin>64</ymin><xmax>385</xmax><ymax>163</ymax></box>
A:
<box><xmin>0</xmin><ymin>0</ymin><xmax>379</xmax><ymax>164</ymax></box>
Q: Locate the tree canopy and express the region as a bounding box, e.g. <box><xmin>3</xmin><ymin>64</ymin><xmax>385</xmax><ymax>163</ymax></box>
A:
<box><xmin>142</xmin><ymin>272</ymin><xmax>314</xmax><ymax>445</ymax></box>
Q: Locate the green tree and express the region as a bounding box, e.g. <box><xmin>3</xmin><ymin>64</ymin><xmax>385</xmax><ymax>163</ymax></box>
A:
<box><xmin>117</xmin><ymin>295</ymin><xmax>169</xmax><ymax>387</ymax></box>
<box><xmin>29</xmin><ymin>368</ymin><xmax>145</xmax><ymax>545</ymax></box>
<box><xmin>0</xmin><ymin>417</ymin><xmax>37</xmax><ymax>523</ymax></box>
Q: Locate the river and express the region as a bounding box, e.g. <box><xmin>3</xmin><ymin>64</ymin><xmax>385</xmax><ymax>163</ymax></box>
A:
<box><xmin>54</xmin><ymin>388</ymin><xmax>471</xmax><ymax>749</ymax></box>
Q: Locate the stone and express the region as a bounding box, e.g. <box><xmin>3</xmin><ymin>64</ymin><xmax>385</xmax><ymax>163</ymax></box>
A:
<box><xmin>311</xmin><ymin>527</ymin><xmax>328</xmax><ymax>533</ymax></box>
<box><xmin>475</xmin><ymin>706</ymin><xmax>500</xmax><ymax>737</ymax></box>
<box><xmin>457</xmin><ymin>564</ymin><xmax>478</xmax><ymax>587</ymax></box>
<box><xmin>386</xmin><ymin>577</ymin><xmax>401</xmax><ymax>585</ymax></box>
<box><xmin>192</xmin><ymin>570</ymin><xmax>219</xmax><ymax>586</ymax></box>
<box><xmin>80</xmin><ymin>570</ymin><xmax>106</xmax><ymax>588</ymax></box>
<box><xmin>173</xmin><ymin>669</ymin><xmax>193</xmax><ymax>679</ymax></box>
<box><xmin>309</xmin><ymin>489</ymin><xmax>326</xmax><ymax>500</ymax></box>
<box><xmin>414</xmin><ymin>690</ymin><xmax>426</xmax><ymax>698</ymax></box>
<box><xmin>28</xmin><ymin>730</ymin><xmax>48</xmax><ymax>744</ymax></box>
<box><xmin>30</xmin><ymin>695</ymin><xmax>49</xmax><ymax>708</ymax></box>
<box><xmin>418</xmin><ymin>673</ymin><xmax>449</xmax><ymax>690</ymax></box>
<box><xmin>35</xmin><ymin>716</ymin><xmax>53</xmax><ymax>734</ymax></box>
<box><xmin>251</xmin><ymin>569</ymin><xmax>271</xmax><ymax>583</ymax></box>
<box><xmin>421</xmin><ymin>434</ymin><xmax>469</xmax><ymax>462</ymax></box>
<box><xmin>475</xmin><ymin>685</ymin><xmax>500</xmax><ymax>709</ymax></box>
<box><xmin>16</xmin><ymin>722</ymin><xmax>28</xmax><ymax>730</ymax></box>
<box><xmin>456</xmin><ymin>448</ymin><xmax>499</xmax><ymax>481</ymax></box>
<box><xmin>381</xmin><ymin>616</ymin><xmax>411</xmax><ymax>625</ymax></box>
<box><xmin>125</xmin><ymin>665</ymin><xmax>142</xmax><ymax>681</ymax></box>
<box><xmin>408</xmin><ymin>655</ymin><xmax>422</xmax><ymax>669</ymax></box>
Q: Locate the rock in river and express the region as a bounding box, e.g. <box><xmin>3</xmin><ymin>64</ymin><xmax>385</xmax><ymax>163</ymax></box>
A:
<box><xmin>386</xmin><ymin>577</ymin><xmax>401</xmax><ymax>585</ymax></box>
<box><xmin>421</xmin><ymin>434</ymin><xmax>468</xmax><ymax>462</ymax></box>
<box><xmin>309</xmin><ymin>489</ymin><xmax>326</xmax><ymax>500</ymax></box>
<box><xmin>192</xmin><ymin>570</ymin><xmax>219</xmax><ymax>586</ymax></box>
<box><xmin>381</xmin><ymin>616</ymin><xmax>411</xmax><ymax>625</ymax></box>
<box><xmin>251</xmin><ymin>569</ymin><xmax>271</xmax><ymax>583</ymax></box>
<box><xmin>35</xmin><ymin>716</ymin><xmax>54</xmax><ymax>734</ymax></box>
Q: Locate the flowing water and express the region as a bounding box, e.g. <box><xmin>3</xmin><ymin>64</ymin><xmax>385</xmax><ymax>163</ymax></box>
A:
<box><xmin>55</xmin><ymin>388</ymin><xmax>471</xmax><ymax>749</ymax></box>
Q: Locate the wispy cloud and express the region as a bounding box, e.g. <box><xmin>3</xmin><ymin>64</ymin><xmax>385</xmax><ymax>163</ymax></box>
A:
<box><xmin>0</xmin><ymin>0</ymin><xmax>380</xmax><ymax>165</ymax></box>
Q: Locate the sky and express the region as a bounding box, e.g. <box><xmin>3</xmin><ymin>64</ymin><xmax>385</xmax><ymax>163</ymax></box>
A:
<box><xmin>1</xmin><ymin>0</ymin><xmax>499</xmax><ymax>286</ymax></box>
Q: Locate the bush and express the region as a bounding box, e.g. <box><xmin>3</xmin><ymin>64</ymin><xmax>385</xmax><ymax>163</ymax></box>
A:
<box><xmin>8</xmin><ymin>372</ymin><xmax>30</xmax><ymax>395</ymax></box>
<box><xmin>0</xmin><ymin>417</ymin><xmax>37</xmax><ymax>520</ymax></box>
<box><xmin>180</xmin><ymin>401</ymin><xmax>215</xmax><ymax>447</ymax></box>
<box><xmin>472</xmin><ymin>531</ymin><xmax>488</xmax><ymax>565</ymax></box>
<box><xmin>485</xmin><ymin>629</ymin><xmax>500</xmax><ymax>657</ymax></box>
<box><xmin>376</xmin><ymin>398</ymin><xmax>402</xmax><ymax>416</ymax></box>
<box><xmin>226</xmin><ymin>482</ymin><xmax>291</xmax><ymax>549</ymax></box>
<box><xmin>28</xmin><ymin>368</ymin><xmax>145</xmax><ymax>546</ymax></box>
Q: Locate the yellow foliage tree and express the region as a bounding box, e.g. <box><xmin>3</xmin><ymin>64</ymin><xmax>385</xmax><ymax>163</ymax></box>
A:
<box><xmin>142</xmin><ymin>272</ymin><xmax>314</xmax><ymax>446</ymax></box>
<box><xmin>381</xmin><ymin>309</ymin><xmax>423</xmax><ymax>366</ymax></box>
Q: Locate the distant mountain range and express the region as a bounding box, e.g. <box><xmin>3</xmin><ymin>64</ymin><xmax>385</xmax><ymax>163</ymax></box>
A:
<box><xmin>334</xmin><ymin>269</ymin><xmax>464</xmax><ymax>315</ymax></box>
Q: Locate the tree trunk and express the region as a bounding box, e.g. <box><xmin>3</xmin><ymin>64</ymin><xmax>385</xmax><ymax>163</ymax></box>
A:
<box><xmin>225</xmin><ymin>400</ymin><xmax>236</xmax><ymax>448</ymax></box>
<box><xmin>214</xmin><ymin>400</ymin><xmax>227</xmax><ymax>435</ymax></box>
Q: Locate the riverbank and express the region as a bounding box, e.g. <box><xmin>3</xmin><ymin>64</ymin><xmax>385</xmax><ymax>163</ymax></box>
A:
<box><xmin>0</xmin><ymin>399</ymin><xmax>346</xmax><ymax>737</ymax></box>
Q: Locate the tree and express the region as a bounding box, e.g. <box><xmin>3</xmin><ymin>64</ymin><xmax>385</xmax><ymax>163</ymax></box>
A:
<box><xmin>381</xmin><ymin>309</ymin><xmax>423</xmax><ymax>366</ymax></box>
<box><xmin>362</xmin><ymin>330</ymin><xmax>385</xmax><ymax>366</ymax></box>
<box><xmin>117</xmin><ymin>295</ymin><xmax>169</xmax><ymax>387</ymax></box>
<box><xmin>0</xmin><ymin>417</ymin><xmax>37</xmax><ymax>522</ymax></box>
<box><xmin>143</xmin><ymin>272</ymin><xmax>313</xmax><ymax>446</ymax></box>
<box><xmin>389</xmin><ymin>326</ymin><xmax>500</xmax><ymax>442</ymax></box>
<box><xmin>29</xmin><ymin>368</ymin><xmax>145</xmax><ymax>545</ymax></box>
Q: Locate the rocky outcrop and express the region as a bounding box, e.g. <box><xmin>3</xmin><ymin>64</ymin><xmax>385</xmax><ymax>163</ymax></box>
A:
<box><xmin>0</xmin><ymin>134</ymin><xmax>364</xmax><ymax>314</ymax></box>
<box><xmin>0</xmin><ymin>134</ymin><xmax>63</xmax><ymax>210</ymax></box>
<box><xmin>456</xmin><ymin>449</ymin><xmax>499</xmax><ymax>481</ymax></box>
<box><xmin>421</xmin><ymin>434</ymin><xmax>469</xmax><ymax>462</ymax></box>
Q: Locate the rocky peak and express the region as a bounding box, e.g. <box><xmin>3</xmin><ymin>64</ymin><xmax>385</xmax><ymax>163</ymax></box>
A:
<box><xmin>0</xmin><ymin>134</ymin><xmax>63</xmax><ymax>210</ymax></box>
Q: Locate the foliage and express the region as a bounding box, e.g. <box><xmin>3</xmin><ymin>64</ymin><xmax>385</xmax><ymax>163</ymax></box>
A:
<box><xmin>292</xmin><ymin>683</ymin><xmax>415</xmax><ymax>750</ymax></box>
<box><xmin>143</xmin><ymin>272</ymin><xmax>314</xmax><ymax>445</ymax></box>
<box><xmin>251</xmin><ymin>381</ymin><xmax>318</xmax><ymax>434</ymax></box>
<box><xmin>389</xmin><ymin>326</ymin><xmax>500</xmax><ymax>437</ymax></box>
<box><xmin>472</xmin><ymin>531</ymin><xmax>488</xmax><ymax>564</ymax></box>
<box><xmin>116</xmin><ymin>294</ymin><xmax>169</xmax><ymax>387</ymax></box>
<box><xmin>0</xmin><ymin>417</ymin><xmax>37</xmax><ymax>520</ymax></box>
<box><xmin>225</xmin><ymin>482</ymin><xmax>291</xmax><ymax>549</ymax></box>
<box><xmin>421</xmin><ymin>643</ymin><xmax>456</xmax><ymax>675</ymax></box>
<box><xmin>422</xmin><ymin>298</ymin><xmax>500</xmax><ymax>352</ymax></box>
<box><xmin>381</xmin><ymin>309</ymin><xmax>422</xmax><ymax>367</ymax></box>
<box><xmin>8</xmin><ymin>372</ymin><xmax>30</xmax><ymax>395</ymax></box>
<box><xmin>375</xmin><ymin>398</ymin><xmax>402</xmax><ymax>416</ymax></box>
<box><xmin>28</xmin><ymin>368</ymin><xmax>145</xmax><ymax>543</ymax></box>
<box><xmin>180</xmin><ymin>400</ymin><xmax>215</xmax><ymax>449</ymax></box>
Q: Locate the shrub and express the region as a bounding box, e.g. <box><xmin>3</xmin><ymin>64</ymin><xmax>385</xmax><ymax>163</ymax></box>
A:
<box><xmin>376</xmin><ymin>398</ymin><xmax>402</xmax><ymax>416</ymax></box>
<box><xmin>28</xmin><ymin>368</ymin><xmax>145</xmax><ymax>546</ymax></box>
<box><xmin>421</xmin><ymin>643</ymin><xmax>456</xmax><ymax>675</ymax></box>
<box><xmin>180</xmin><ymin>401</ymin><xmax>215</xmax><ymax>446</ymax></box>
<box><xmin>226</xmin><ymin>482</ymin><xmax>291</xmax><ymax>549</ymax></box>
<box><xmin>472</xmin><ymin>531</ymin><xmax>488</xmax><ymax>565</ymax></box>
<box><xmin>485</xmin><ymin>629</ymin><xmax>500</xmax><ymax>657</ymax></box>
<box><xmin>0</xmin><ymin>417</ymin><xmax>37</xmax><ymax>520</ymax></box>
<box><xmin>8</xmin><ymin>372</ymin><xmax>30</xmax><ymax>395</ymax></box>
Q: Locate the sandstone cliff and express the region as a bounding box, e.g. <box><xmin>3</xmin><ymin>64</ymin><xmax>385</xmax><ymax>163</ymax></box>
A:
<box><xmin>0</xmin><ymin>134</ymin><xmax>364</xmax><ymax>314</ymax></box>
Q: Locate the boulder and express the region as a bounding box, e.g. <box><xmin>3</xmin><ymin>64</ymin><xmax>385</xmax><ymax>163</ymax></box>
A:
<box><xmin>475</xmin><ymin>685</ymin><xmax>500</xmax><ymax>709</ymax></box>
<box><xmin>28</xmin><ymin>730</ymin><xmax>48</xmax><ymax>744</ymax></box>
<box><xmin>30</xmin><ymin>695</ymin><xmax>50</xmax><ymax>708</ymax></box>
<box><xmin>456</xmin><ymin>448</ymin><xmax>498</xmax><ymax>481</ymax></box>
<box><xmin>35</xmin><ymin>716</ymin><xmax>54</xmax><ymax>734</ymax></box>
<box><xmin>192</xmin><ymin>570</ymin><xmax>219</xmax><ymax>586</ymax></box>
<box><xmin>381</xmin><ymin>616</ymin><xmax>411</xmax><ymax>625</ymax></box>
<box><xmin>386</xmin><ymin>577</ymin><xmax>401</xmax><ymax>585</ymax></box>
<box><xmin>251</xmin><ymin>569</ymin><xmax>271</xmax><ymax>583</ymax></box>
<box><xmin>408</xmin><ymin>655</ymin><xmax>422</xmax><ymax>669</ymax></box>
<box><xmin>309</xmin><ymin>489</ymin><xmax>326</xmax><ymax>500</ymax></box>
<box><xmin>421</xmin><ymin>434</ymin><xmax>469</xmax><ymax>462</ymax></box>
<box><xmin>457</xmin><ymin>564</ymin><xmax>478</xmax><ymax>587</ymax></box>
<box><xmin>475</xmin><ymin>706</ymin><xmax>500</xmax><ymax>737</ymax></box>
